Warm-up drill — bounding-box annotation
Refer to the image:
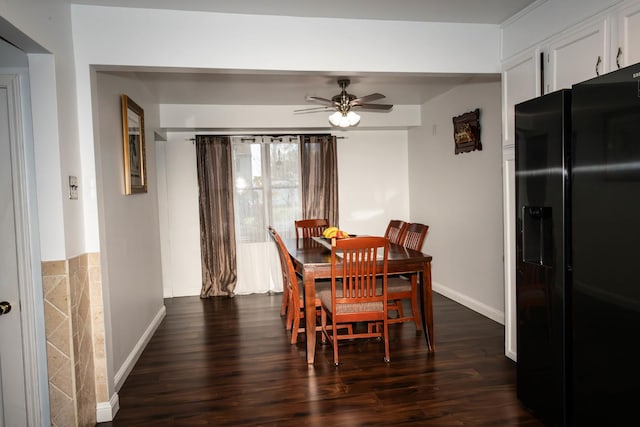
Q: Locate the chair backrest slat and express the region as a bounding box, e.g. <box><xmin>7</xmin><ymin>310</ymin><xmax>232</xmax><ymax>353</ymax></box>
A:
<box><xmin>400</xmin><ymin>222</ymin><xmax>429</xmax><ymax>251</ymax></box>
<box><xmin>295</xmin><ymin>218</ymin><xmax>329</xmax><ymax>239</ymax></box>
<box><xmin>384</xmin><ymin>219</ymin><xmax>407</xmax><ymax>245</ymax></box>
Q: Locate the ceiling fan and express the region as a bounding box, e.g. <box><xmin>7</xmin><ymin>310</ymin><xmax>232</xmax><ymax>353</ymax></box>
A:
<box><xmin>295</xmin><ymin>79</ymin><xmax>393</xmax><ymax>127</ymax></box>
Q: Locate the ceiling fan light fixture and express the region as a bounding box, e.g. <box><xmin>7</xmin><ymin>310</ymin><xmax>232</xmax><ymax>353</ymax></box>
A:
<box><xmin>328</xmin><ymin>110</ymin><xmax>360</xmax><ymax>127</ymax></box>
<box><xmin>328</xmin><ymin>111</ymin><xmax>343</xmax><ymax>126</ymax></box>
<box><xmin>346</xmin><ymin>110</ymin><xmax>360</xmax><ymax>126</ymax></box>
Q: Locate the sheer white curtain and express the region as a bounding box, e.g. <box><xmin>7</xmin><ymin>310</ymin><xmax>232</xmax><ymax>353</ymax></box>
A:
<box><xmin>231</xmin><ymin>136</ymin><xmax>302</xmax><ymax>294</ymax></box>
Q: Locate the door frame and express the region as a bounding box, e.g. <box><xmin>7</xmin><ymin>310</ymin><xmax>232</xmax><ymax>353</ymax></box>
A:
<box><xmin>2</xmin><ymin>73</ymin><xmax>46</xmax><ymax>426</ymax></box>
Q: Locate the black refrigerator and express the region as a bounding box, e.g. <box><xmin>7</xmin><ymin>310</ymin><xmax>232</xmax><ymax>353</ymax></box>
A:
<box><xmin>515</xmin><ymin>89</ymin><xmax>572</xmax><ymax>426</ymax></box>
<box><xmin>515</xmin><ymin>62</ymin><xmax>640</xmax><ymax>426</ymax></box>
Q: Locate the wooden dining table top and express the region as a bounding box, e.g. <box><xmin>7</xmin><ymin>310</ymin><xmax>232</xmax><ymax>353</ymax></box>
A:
<box><xmin>282</xmin><ymin>237</ymin><xmax>434</xmax><ymax>364</ymax></box>
<box><xmin>283</xmin><ymin>236</ymin><xmax>431</xmax><ymax>270</ymax></box>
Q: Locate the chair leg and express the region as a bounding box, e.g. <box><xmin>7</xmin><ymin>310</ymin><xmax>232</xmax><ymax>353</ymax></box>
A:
<box><xmin>316</xmin><ymin>305</ymin><xmax>330</xmax><ymax>338</ymax></box>
<box><xmin>280</xmin><ymin>285</ymin><xmax>289</xmax><ymax>317</ymax></box>
<box><xmin>320</xmin><ymin>308</ymin><xmax>328</xmax><ymax>344</ymax></box>
<box><xmin>332</xmin><ymin>319</ymin><xmax>339</xmax><ymax>366</ymax></box>
<box><xmin>290</xmin><ymin>312</ymin><xmax>300</xmax><ymax>345</ymax></box>
<box><xmin>410</xmin><ymin>276</ymin><xmax>422</xmax><ymax>332</ymax></box>
<box><xmin>285</xmin><ymin>294</ymin><xmax>295</xmax><ymax>331</ymax></box>
<box><xmin>383</xmin><ymin>318</ymin><xmax>390</xmax><ymax>363</ymax></box>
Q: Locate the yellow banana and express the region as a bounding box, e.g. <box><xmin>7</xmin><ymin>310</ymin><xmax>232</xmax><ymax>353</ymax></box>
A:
<box><xmin>323</xmin><ymin>226</ymin><xmax>339</xmax><ymax>238</ymax></box>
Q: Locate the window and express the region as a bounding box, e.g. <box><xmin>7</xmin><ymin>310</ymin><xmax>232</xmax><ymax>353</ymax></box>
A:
<box><xmin>232</xmin><ymin>136</ymin><xmax>301</xmax><ymax>242</ymax></box>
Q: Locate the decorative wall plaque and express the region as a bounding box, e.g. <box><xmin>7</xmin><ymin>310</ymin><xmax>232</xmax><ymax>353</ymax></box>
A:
<box><xmin>452</xmin><ymin>108</ymin><xmax>482</xmax><ymax>155</ymax></box>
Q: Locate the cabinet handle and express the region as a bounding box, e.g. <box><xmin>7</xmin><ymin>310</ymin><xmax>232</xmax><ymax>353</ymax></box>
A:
<box><xmin>616</xmin><ymin>47</ymin><xmax>622</xmax><ymax>69</ymax></box>
<box><xmin>595</xmin><ymin>56</ymin><xmax>602</xmax><ymax>76</ymax></box>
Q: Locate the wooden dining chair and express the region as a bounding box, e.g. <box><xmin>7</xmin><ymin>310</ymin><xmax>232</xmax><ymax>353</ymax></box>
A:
<box><xmin>269</xmin><ymin>226</ymin><xmax>347</xmax><ymax>344</ymax></box>
<box><xmin>294</xmin><ymin>218</ymin><xmax>329</xmax><ymax>239</ymax></box>
<box><xmin>384</xmin><ymin>219</ymin><xmax>407</xmax><ymax>245</ymax></box>
<box><xmin>269</xmin><ymin>226</ymin><xmax>308</xmax><ymax>343</ymax></box>
<box><xmin>319</xmin><ymin>236</ymin><xmax>390</xmax><ymax>365</ymax></box>
<box><xmin>387</xmin><ymin>222</ymin><xmax>429</xmax><ymax>330</ymax></box>
<box><xmin>269</xmin><ymin>226</ymin><xmax>292</xmax><ymax>320</ymax></box>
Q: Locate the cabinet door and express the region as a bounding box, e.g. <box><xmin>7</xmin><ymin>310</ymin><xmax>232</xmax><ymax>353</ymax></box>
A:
<box><xmin>547</xmin><ymin>18</ymin><xmax>609</xmax><ymax>91</ymax></box>
<box><xmin>502</xmin><ymin>154</ymin><xmax>517</xmax><ymax>361</ymax></box>
<box><xmin>616</xmin><ymin>1</ymin><xmax>640</xmax><ymax>68</ymax></box>
<box><xmin>501</xmin><ymin>48</ymin><xmax>539</xmax><ymax>360</ymax></box>
<box><xmin>501</xmin><ymin>49</ymin><xmax>540</xmax><ymax>148</ymax></box>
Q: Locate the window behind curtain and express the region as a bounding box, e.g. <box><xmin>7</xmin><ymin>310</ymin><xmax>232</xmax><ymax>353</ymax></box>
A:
<box><xmin>232</xmin><ymin>136</ymin><xmax>301</xmax><ymax>242</ymax></box>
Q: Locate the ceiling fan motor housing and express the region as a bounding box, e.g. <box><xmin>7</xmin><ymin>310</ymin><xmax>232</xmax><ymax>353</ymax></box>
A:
<box><xmin>333</xmin><ymin>79</ymin><xmax>355</xmax><ymax>115</ymax></box>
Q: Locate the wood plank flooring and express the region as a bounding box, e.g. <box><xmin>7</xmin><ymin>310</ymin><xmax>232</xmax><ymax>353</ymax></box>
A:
<box><xmin>97</xmin><ymin>293</ymin><xmax>545</xmax><ymax>426</ymax></box>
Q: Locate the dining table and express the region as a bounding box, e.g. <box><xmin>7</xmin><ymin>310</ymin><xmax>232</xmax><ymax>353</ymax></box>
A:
<box><xmin>283</xmin><ymin>237</ymin><xmax>434</xmax><ymax>364</ymax></box>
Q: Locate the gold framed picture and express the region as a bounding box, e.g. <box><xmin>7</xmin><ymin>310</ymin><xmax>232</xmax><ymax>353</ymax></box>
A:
<box><xmin>121</xmin><ymin>95</ymin><xmax>147</xmax><ymax>194</ymax></box>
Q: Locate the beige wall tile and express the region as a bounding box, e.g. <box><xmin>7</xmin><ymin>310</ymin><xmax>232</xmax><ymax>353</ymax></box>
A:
<box><xmin>42</xmin><ymin>260</ymin><xmax>67</xmax><ymax>276</ymax></box>
<box><xmin>44</xmin><ymin>252</ymin><xmax>106</xmax><ymax>425</ymax></box>
<box><xmin>49</xmin><ymin>384</ymin><xmax>76</xmax><ymax>427</ymax></box>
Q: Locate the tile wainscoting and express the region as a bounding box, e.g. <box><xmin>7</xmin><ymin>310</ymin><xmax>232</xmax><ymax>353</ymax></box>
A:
<box><xmin>42</xmin><ymin>253</ymin><xmax>107</xmax><ymax>427</ymax></box>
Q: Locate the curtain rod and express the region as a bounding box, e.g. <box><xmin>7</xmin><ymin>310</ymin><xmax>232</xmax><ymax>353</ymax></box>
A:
<box><xmin>188</xmin><ymin>135</ymin><xmax>346</xmax><ymax>142</ymax></box>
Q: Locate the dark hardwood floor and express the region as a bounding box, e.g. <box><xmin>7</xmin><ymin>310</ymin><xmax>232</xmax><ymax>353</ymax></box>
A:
<box><xmin>97</xmin><ymin>292</ymin><xmax>545</xmax><ymax>426</ymax></box>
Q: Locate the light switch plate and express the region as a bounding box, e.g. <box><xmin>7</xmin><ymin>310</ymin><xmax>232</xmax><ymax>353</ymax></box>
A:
<box><xmin>69</xmin><ymin>176</ymin><xmax>78</xmax><ymax>200</ymax></box>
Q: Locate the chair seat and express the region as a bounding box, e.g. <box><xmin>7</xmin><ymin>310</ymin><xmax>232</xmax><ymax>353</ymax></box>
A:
<box><xmin>387</xmin><ymin>276</ymin><xmax>412</xmax><ymax>293</ymax></box>
<box><xmin>297</xmin><ymin>280</ymin><xmax>331</xmax><ymax>304</ymax></box>
<box><xmin>317</xmin><ymin>289</ymin><xmax>384</xmax><ymax>314</ymax></box>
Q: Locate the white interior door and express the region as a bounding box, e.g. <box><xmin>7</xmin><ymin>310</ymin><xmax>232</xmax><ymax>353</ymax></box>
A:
<box><xmin>0</xmin><ymin>81</ymin><xmax>29</xmax><ymax>426</ymax></box>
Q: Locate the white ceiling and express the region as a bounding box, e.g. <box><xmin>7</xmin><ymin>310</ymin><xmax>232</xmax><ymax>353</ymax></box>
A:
<box><xmin>70</xmin><ymin>0</ymin><xmax>536</xmax><ymax>25</ymax></box>
<box><xmin>84</xmin><ymin>0</ymin><xmax>537</xmax><ymax>107</ymax></box>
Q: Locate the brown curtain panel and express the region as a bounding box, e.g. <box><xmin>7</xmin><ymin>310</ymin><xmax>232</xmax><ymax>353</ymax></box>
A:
<box><xmin>300</xmin><ymin>134</ymin><xmax>339</xmax><ymax>226</ymax></box>
<box><xmin>195</xmin><ymin>135</ymin><xmax>237</xmax><ymax>298</ymax></box>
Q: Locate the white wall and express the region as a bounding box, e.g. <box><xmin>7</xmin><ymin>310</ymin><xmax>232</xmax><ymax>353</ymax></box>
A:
<box><xmin>156</xmin><ymin>132</ymin><xmax>202</xmax><ymax>297</ymax></box>
<box><xmin>408</xmin><ymin>80</ymin><xmax>504</xmax><ymax>323</ymax></box>
<box><xmin>72</xmin><ymin>6</ymin><xmax>501</xmax><ymax>73</ymax></box>
<box><xmin>159</xmin><ymin>129</ymin><xmax>410</xmax><ymax>297</ymax></box>
<box><xmin>1</xmin><ymin>0</ymin><xmax>83</xmax><ymax>260</ymax></box>
<box><xmin>93</xmin><ymin>71</ymin><xmax>165</xmax><ymax>400</ymax></box>
<box><xmin>337</xmin><ymin>130</ymin><xmax>410</xmax><ymax>235</ymax></box>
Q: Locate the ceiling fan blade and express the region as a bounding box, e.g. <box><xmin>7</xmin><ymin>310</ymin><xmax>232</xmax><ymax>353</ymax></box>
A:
<box><xmin>305</xmin><ymin>96</ymin><xmax>336</xmax><ymax>105</ymax></box>
<box><xmin>351</xmin><ymin>93</ymin><xmax>386</xmax><ymax>104</ymax></box>
<box><xmin>294</xmin><ymin>106</ymin><xmax>333</xmax><ymax>113</ymax></box>
<box><xmin>353</xmin><ymin>103</ymin><xmax>394</xmax><ymax>111</ymax></box>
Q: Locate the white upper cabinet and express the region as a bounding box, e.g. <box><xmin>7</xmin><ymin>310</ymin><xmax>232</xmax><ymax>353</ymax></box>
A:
<box><xmin>544</xmin><ymin>0</ymin><xmax>640</xmax><ymax>92</ymax></box>
<box><xmin>615</xmin><ymin>1</ymin><xmax>640</xmax><ymax>68</ymax></box>
<box><xmin>545</xmin><ymin>18</ymin><xmax>609</xmax><ymax>92</ymax></box>
<box><xmin>502</xmin><ymin>49</ymin><xmax>540</xmax><ymax>148</ymax></box>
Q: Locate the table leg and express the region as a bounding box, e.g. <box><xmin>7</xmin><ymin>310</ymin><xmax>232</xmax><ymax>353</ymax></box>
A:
<box><xmin>418</xmin><ymin>261</ymin><xmax>434</xmax><ymax>353</ymax></box>
<box><xmin>304</xmin><ymin>269</ymin><xmax>317</xmax><ymax>364</ymax></box>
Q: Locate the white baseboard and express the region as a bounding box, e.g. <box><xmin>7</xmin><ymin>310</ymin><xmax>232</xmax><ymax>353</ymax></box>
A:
<box><xmin>114</xmin><ymin>304</ymin><xmax>166</xmax><ymax>391</ymax></box>
<box><xmin>432</xmin><ymin>281</ymin><xmax>505</xmax><ymax>325</ymax></box>
<box><xmin>96</xmin><ymin>392</ymin><xmax>119</xmax><ymax>423</ymax></box>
